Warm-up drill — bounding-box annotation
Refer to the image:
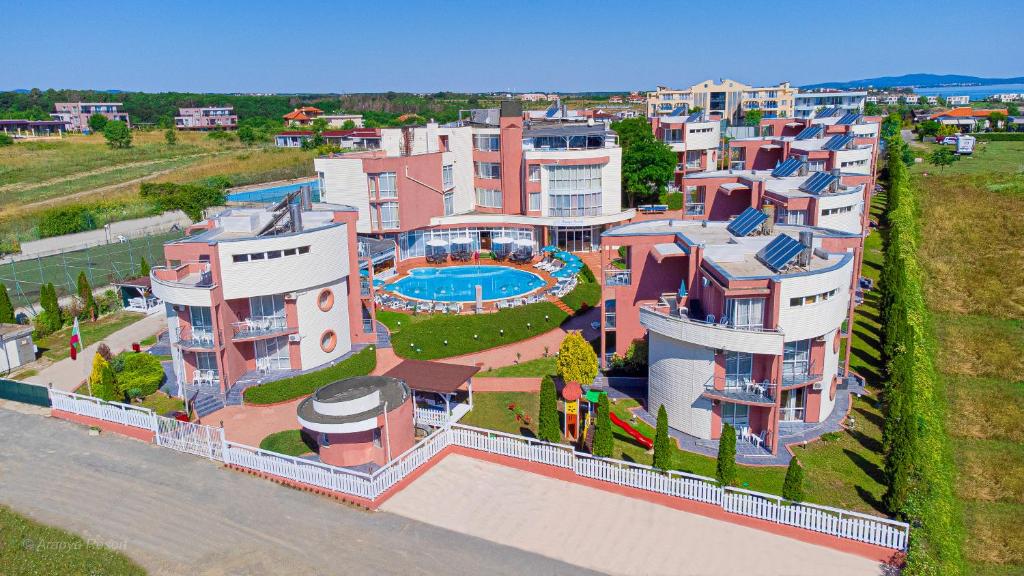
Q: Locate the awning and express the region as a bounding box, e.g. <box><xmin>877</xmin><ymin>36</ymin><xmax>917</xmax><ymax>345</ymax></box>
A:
<box><xmin>383</xmin><ymin>359</ymin><xmax>480</xmax><ymax>394</ymax></box>
<box><xmin>450</xmin><ymin>236</ymin><xmax>473</xmax><ymax>245</ymax></box>
<box><xmin>491</xmin><ymin>236</ymin><xmax>514</xmax><ymax>244</ymax></box>
<box><xmin>760</xmin><ymin>144</ymin><xmax>781</xmax><ymax>150</ymax></box>
<box><xmin>653</xmin><ymin>242</ymin><xmax>687</xmax><ymax>261</ymax></box>
<box><xmin>719</xmin><ymin>182</ymin><xmax>750</xmax><ymax>194</ymax></box>
<box><xmin>514</xmin><ymin>238</ymin><xmax>535</xmax><ymax>247</ymax></box>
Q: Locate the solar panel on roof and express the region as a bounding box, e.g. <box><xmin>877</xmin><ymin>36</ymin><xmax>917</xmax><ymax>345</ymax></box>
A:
<box><xmin>815</xmin><ymin>106</ymin><xmax>841</xmax><ymax>118</ymax></box>
<box><xmin>670</xmin><ymin>106</ymin><xmax>688</xmax><ymax>116</ymax></box>
<box><xmin>726</xmin><ymin>207</ymin><xmax>768</xmax><ymax>237</ymax></box>
<box><xmin>756</xmin><ymin>234</ymin><xmax>805</xmax><ymax>272</ymax></box>
<box><xmin>545</xmin><ymin>102</ymin><xmax>560</xmax><ymax>118</ymax></box>
<box><xmin>799</xmin><ymin>171</ymin><xmax>838</xmax><ymax>194</ymax></box>
<box><xmin>794</xmin><ymin>125</ymin><xmax>823</xmax><ymax>140</ymax></box>
<box><xmin>836</xmin><ymin>112</ymin><xmax>861</xmax><ymax>125</ymax></box>
<box><xmin>771</xmin><ymin>157</ymin><xmax>802</xmax><ymax>177</ymax></box>
<box><xmin>686</xmin><ymin>111</ymin><xmax>704</xmax><ymax>122</ymax></box>
<box><xmin>823</xmin><ymin>134</ymin><xmax>854</xmax><ymax>151</ymax></box>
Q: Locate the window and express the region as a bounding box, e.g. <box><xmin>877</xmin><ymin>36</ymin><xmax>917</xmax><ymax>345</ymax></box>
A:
<box><xmin>255</xmin><ymin>336</ymin><xmax>290</xmax><ymax>371</ymax></box>
<box><xmin>807</xmin><ymin>160</ymin><xmax>826</xmax><ymax>173</ymax></box>
<box><xmin>266</xmin><ymin>250</ymin><xmax>282</xmax><ymax>259</ymax></box>
<box><xmin>195</xmin><ymin>351</ymin><xmax>218</xmax><ymax>379</ymax></box>
<box><xmin>722</xmin><ymin>403</ymin><xmax>750</xmax><ymax>431</ymax></box>
<box><xmin>725</xmin><ymin>298</ymin><xmax>765</xmax><ymax>330</ymax></box>
<box><xmin>232</xmin><ymin>254</ymin><xmax>248</xmax><ymax>263</ymax></box>
<box><xmin>474</xmin><ymin>161</ymin><xmax>501</xmax><ymax>179</ymax></box>
<box><xmin>321</xmin><ymin>432</ymin><xmax>330</xmax><ymax>447</ymax></box>
<box><xmin>663</xmin><ymin>128</ymin><xmax>682</xmax><ymax>143</ymax></box>
<box><xmin>547</xmin><ymin>164</ymin><xmax>602</xmax><ymax>217</ymax></box>
<box><xmin>776</xmin><ymin>208</ymin><xmax>806</xmax><ymax>225</ymax></box>
<box><xmin>475</xmin><ymin>188</ymin><xmax>502</xmax><ymax>208</ymax></box>
<box><xmin>250</xmin><ymin>252</ymin><xmax>265</xmax><ymax>260</ymax></box>
<box><xmin>686</xmin><ymin>149</ymin><xmax>702</xmax><ymax>169</ymax></box>
<box><xmin>376</xmin><ymin>172</ymin><xmax>397</xmax><ymax>199</ymax></box>
<box><xmin>684</xmin><ymin>186</ymin><xmax>705</xmax><ymax>216</ymax></box>
<box><xmin>320</xmin><ymin>330</ymin><xmax>337</xmax><ymax>353</ymax></box>
<box><xmin>249</xmin><ymin>294</ymin><xmax>285</xmax><ymax>319</ymax></box>
<box><xmin>442</xmin><ymin>164</ymin><xmax>454</xmax><ymax>189</ymax></box>
<box><xmin>298</xmin><ymin>246</ymin><xmax>310</xmax><ymax>254</ymax></box>
<box><xmin>372</xmin><ymin>428</ymin><xmax>382</xmax><ymax>448</ymax></box>
<box><xmin>189</xmin><ymin>306</ymin><xmax>213</xmax><ymax>332</ymax></box>
<box><xmin>789</xmin><ymin>287</ymin><xmax>839</xmax><ymax>307</ymax></box>
<box><xmin>473</xmin><ymin>134</ymin><xmax>500</xmax><ymax>151</ymax></box>
<box><xmin>443</xmin><ymin>191</ymin><xmax>454</xmax><ymax>216</ymax></box>
<box><xmin>725</xmin><ymin>351</ymin><xmax>753</xmax><ymax>388</ymax></box>
<box><xmin>378</xmin><ymin>202</ymin><xmax>399</xmax><ymax>229</ymax></box>
<box><xmin>821</xmin><ymin>205</ymin><xmax>855</xmax><ymax>216</ymax></box>
<box><xmin>529</xmin><ymin>192</ymin><xmax>541</xmax><ymax>211</ymax></box>
<box><xmin>528</xmin><ymin>164</ymin><xmax>541</xmax><ymax>181</ymax></box>
<box><xmin>317</xmin><ymin>289</ymin><xmax>334</xmax><ymax>311</ymax></box>
<box><xmin>283</xmin><ymin>248</ymin><xmax>296</xmax><ymax>256</ymax></box>
<box><xmin>783</xmin><ymin>339</ymin><xmax>811</xmax><ymax>382</ymax></box>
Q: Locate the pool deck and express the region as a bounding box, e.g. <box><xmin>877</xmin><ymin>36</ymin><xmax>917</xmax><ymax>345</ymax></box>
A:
<box><xmin>390</xmin><ymin>264</ymin><xmax>548</xmax><ymax>302</ymax></box>
<box><xmin>225</xmin><ymin>177</ymin><xmax>317</xmax><ymax>195</ymax></box>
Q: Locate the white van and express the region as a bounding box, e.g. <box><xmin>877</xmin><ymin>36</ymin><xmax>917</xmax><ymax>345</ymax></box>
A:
<box><xmin>956</xmin><ymin>135</ymin><xmax>976</xmax><ymax>155</ymax></box>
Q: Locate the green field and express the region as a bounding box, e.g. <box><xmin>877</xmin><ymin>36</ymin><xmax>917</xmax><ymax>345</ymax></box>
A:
<box><xmin>908</xmin><ymin>139</ymin><xmax>1024</xmax><ymax>176</ymax></box>
<box><xmin>35</xmin><ymin>310</ymin><xmax>145</xmax><ymax>361</ymax></box>
<box><xmin>915</xmin><ymin>143</ymin><xmax>1024</xmax><ymax>573</ymax></box>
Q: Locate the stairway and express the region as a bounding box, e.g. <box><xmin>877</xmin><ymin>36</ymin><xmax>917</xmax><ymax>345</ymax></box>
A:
<box><xmin>375</xmin><ymin>321</ymin><xmax>392</xmax><ymax>348</ymax></box>
<box><xmin>547</xmin><ymin>295</ymin><xmax>575</xmax><ymax>315</ymax></box>
<box><xmin>225</xmin><ymin>381</ymin><xmax>261</xmax><ymax>406</ymax></box>
<box><xmin>190</xmin><ymin>390</ymin><xmax>225</xmax><ymax>417</ymax></box>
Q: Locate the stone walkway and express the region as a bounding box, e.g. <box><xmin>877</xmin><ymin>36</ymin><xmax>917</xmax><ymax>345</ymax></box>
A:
<box><xmin>26</xmin><ymin>311</ymin><xmax>167</xmax><ymax>391</ymax></box>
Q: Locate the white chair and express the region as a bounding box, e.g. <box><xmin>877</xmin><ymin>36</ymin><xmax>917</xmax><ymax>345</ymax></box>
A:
<box><xmin>741</xmin><ymin>426</ymin><xmax>751</xmax><ymax>443</ymax></box>
<box><xmin>752</xmin><ymin>431</ymin><xmax>766</xmax><ymax>449</ymax></box>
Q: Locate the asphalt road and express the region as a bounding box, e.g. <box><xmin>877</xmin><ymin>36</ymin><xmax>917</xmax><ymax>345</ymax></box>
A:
<box><xmin>0</xmin><ymin>407</ymin><xmax>601</xmax><ymax>576</ymax></box>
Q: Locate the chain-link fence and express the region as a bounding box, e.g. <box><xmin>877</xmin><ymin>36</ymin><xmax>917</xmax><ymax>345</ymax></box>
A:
<box><xmin>0</xmin><ymin>229</ymin><xmax>184</xmax><ymax>311</ymax></box>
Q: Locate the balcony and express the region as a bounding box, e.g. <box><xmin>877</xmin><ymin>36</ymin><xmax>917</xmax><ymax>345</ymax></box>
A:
<box><xmin>781</xmin><ymin>371</ymin><xmax>823</xmax><ymax>388</ymax></box>
<box><xmin>176</xmin><ymin>327</ymin><xmax>217</xmax><ymax>351</ymax></box>
<box><xmin>604</xmin><ymin>269</ymin><xmax>631</xmax><ymax>286</ymax></box>
<box><xmin>640</xmin><ymin>304</ymin><xmax>784</xmax><ymax>355</ymax></box>
<box><xmin>604</xmin><ymin>312</ymin><xmax>616</xmax><ymax>330</ymax></box>
<box><xmin>360</xmin><ymin>279</ymin><xmax>371</xmax><ymax>297</ymax></box>
<box><xmin>230</xmin><ymin>316</ymin><xmax>293</xmax><ymax>340</ymax></box>
<box><xmin>702</xmin><ymin>376</ymin><xmax>776</xmax><ymax>406</ymax></box>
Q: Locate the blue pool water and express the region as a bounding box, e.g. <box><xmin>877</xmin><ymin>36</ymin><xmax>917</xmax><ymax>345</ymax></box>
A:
<box><xmin>226</xmin><ymin>179</ymin><xmax>320</xmax><ymax>203</ymax></box>
<box><xmin>390</xmin><ymin>266</ymin><xmax>545</xmax><ymax>302</ymax></box>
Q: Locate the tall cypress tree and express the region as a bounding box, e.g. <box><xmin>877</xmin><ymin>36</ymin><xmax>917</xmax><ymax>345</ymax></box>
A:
<box><xmin>782</xmin><ymin>457</ymin><xmax>805</xmax><ymax>501</ymax></box>
<box><xmin>592</xmin><ymin>393</ymin><xmax>613</xmax><ymax>457</ymax></box>
<box><xmin>77</xmin><ymin>271</ymin><xmax>98</xmax><ymax>320</ymax></box>
<box><xmin>537</xmin><ymin>375</ymin><xmax>561</xmax><ymax>443</ymax></box>
<box><xmin>43</xmin><ymin>283</ymin><xmax>63</xmax><ymax>331</ymax></box>
<box><xmin>138</xmin><ymin>257</ymin><xmax>150</xmax><ymax>278</ymax></box>
<box><xmin>0</xmin><ymin>283</ymin><xmax>15</xmax><ymax>324</ymax></box>
<box><xmin>653</xmin><ymin>404</ymin><xmax>672</xmax><ymax>470</ymax></box>
<box><xmin>716</xmin><ymin>423</ymin><xmax>737</xmax><ymax>486</ymax></box>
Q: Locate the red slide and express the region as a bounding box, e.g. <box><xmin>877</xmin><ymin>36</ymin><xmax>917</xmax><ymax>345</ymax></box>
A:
<box><xmin>609</xmin><ymin>412</ymin><xmax>654</xmax><ymax>449</ymax></box>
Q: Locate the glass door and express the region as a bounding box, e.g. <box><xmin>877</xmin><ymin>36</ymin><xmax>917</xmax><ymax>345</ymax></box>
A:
<box><xmin>724</xmin><ymin>351</ymin><xmax>753</xmax><ymax>390</ymax></box>
<box><xmin>780</xmin><ymin>388</ymin><xmax>805</xmax><ymax>422</ymax></box>
<box><xmin>782</xmin><ymin>339</ymin><xmax>811</xmax><ymax>385</ymax></box>
<box><xmin>255</xmin><ymin>336</ymin><xmax>290</xmax><ymax>371</ymax></box>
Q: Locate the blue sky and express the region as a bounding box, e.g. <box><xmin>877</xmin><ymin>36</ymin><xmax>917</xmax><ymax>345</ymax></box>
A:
<box><xmin>2</xmin><ymin>0</ymin><xmax>1020</xmax><ymax>93</ymax></box>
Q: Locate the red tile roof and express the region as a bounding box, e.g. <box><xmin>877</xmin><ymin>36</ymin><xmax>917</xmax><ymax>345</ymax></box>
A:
<box><xmin>929</xmin><ymin>107</ymin><xmax>1009</xmax><ymax>119</ymax></box>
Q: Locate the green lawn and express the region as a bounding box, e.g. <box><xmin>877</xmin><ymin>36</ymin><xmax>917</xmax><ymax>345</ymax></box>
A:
<box><xmin>0</xmin><ymin>504</ymin><xmax>146</xmax><ymax>576</ymax></box>
<box><xmin>137</xmin><ymin>392</ymin><xmax>183</xmax><ymax>415</ymax></box>
<box><xmin>259</xmin><ymin>429</ymin><xmax>317</xmax><ymax>456</ymax></box>
<box><xmin>460</xmin><ymin>392</ymin><xmax>539</xmax><ymax>437</ymax></box>
<box><xmin>378</xmin><ymin>302</ymin><xmax>569</xmax><ymax>360</ymax></box>
<box><xmin>908</xmin><ymin>140</ymin><xmax>1024</xmax><ymax>176</ymax></box>
<box><xmin>36</xmin><ymin>310</ymin><xmax>146</xmax><ymax>361</ymax></box>
<box><xmin>559</xmin><ymin>276</ymin><xmax>600</xmax><ymax>312</ymax></box>
<box><xmin>243</xmin><ymin>346</ymin><xmax>376</xmax><ymax>405</ymax></box>
<box><xmin>479</xmin><ymin>355</ymin><xmax>558</xmax><ymax>378</ymax></box>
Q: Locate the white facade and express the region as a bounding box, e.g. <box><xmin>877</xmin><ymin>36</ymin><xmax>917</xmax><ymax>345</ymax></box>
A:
<box><xmin>647</xmin><ymin>330</ymin><xmax>715</xmax><ymax>438</ymax></box>
<box><xmin>0</xmin><ymin>325</ymin><xmax>34</xmax><ymax>373</ymax></box>
<box><xmin>793</xmin><ymin>91</ymin><xmax>866</xmax><ymax>119</ymax></box>
<box><xmin>294</xmin><ymin>277</ymin><xmax>352</xmax><ymax>370</ymax></box>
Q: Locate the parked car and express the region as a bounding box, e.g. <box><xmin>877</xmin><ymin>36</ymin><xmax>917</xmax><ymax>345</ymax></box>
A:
<box><xmin>938</xmin><ymin>136</ymin><xmax>958</xmax><ymax>145</ymax></box>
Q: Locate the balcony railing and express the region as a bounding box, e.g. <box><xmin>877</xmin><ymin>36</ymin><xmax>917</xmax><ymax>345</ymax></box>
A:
<box><xmin>781</xmin><ymin>371</ymin><xmax>823</xmax><ymax>387</ymax></box>
<box><xmin>231</xmin><ymin>316</ymin><xmax>291</xmax><ymax>340</ymax></box>
<box><xmin>176</xmin><ymin>327</ymin><xmax>216</xmax><ymax>350</ymax></box>
<box><xmin>604</xmin><ymin>312</ymin><xmax>616</xmax><ymax>330</ymax></box>
<box><xmin>362</xmin><ymin>318</ymin><xmax>374</xmax><ymax>333</ymax></box>
<box><xmin>779</xmin><ymin>407</ymin><xmax>805</xmax><ymax>422</ymax></box>
<box><xmin>360</xmin><ymin>279</ymin><xmax>371</xmax><ymax>297</ymax></box>
<box><xmin>703</xmin><ymin>376</ymin><xmax>776</xmax><ymax>405</ymax></box>
<box><xmin>604</xmin><ymin>269</ymin><xmax>631</xmax><ymax>286</ymax></box>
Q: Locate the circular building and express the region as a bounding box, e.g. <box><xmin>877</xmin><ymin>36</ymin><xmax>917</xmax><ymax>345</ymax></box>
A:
<box><xmin>296</xmin><ymin>375</ymin><xmax>414</xmax><ymax>469</ymax></box>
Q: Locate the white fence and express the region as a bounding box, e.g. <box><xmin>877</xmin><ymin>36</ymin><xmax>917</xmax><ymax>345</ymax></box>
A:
<box><xmin>48</xmin><ymin>389</ymin><xmax>909</xmax><ymax>550</ymax></box>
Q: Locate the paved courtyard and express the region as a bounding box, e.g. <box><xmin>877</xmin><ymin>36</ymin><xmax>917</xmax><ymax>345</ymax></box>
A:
<box><xmin>0</xmin><ymin>407</ymin><xmax>597</xmax><ymax>576</ymax></box>
<box><xmin>381</xmin><ymin>454</ymin><xmax>889</xmax><ymax>576</ymax></box>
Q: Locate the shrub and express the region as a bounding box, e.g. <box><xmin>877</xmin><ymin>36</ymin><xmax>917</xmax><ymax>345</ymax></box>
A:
<box><xmin>653</xmin><ymin>404</ymin><xmax>671</xmax><ymax>470</ymax></box>
<box><xmin>77</xmin><ymin>272</ymin><xmax>98</xmax><ymax>320</ymax></box>
<box><xmin>103</xmin><ymin>120</ymin><xmax>132</xmax><ymax>149</ymax></box>
<box><xmin>138</xmin><ymin>257</ymin><xmax>150</xmax><ymax>278</ymax></box>
<box><xmin>557</xmin><ymin>332</ymin><xmax>598</xmax><ymax>386</ymax></box>
<box><xmin>96</xmin><ymin>343</ymin><xmax>113</xmax><ymax>362</ymax></box>
<box><xmin>0</xmin><ymin>284</ymin><xmax>15</xmax><ymax>324</ymax></box>
<box><xmin>820</xmin><ymin>431</ymin><xmax>842</xmax><ymax>443</ymax></box>
<box><xmin>537</xmin><ymin>374</ymin><xmax>561</xmax><ymax>443</ymax></box>
<box><xmin>164</xmin><ymin>128</ymin><xmax>176</xmax><ymax>146</ymax></box>
<box><xmin>0</xmin><ymin>133</ymin><xmax>13</xmax><ymax>146</ymax></box>
<box><xmin>139</xmin><ymin>182</ymin><xmax>226</xmax><ymax>221</ymax></box>
<box><xmin>88</xmin><ymin>113</ymin><xmax>108</xmax><ymax>132</ymax></box>
<box><xmin>243</xmin><ymin>347</ymin><xmax>376</xmax><ymax>405</ymax></box>
<box><xmin>114</xmin><ymin>352</ymin><xmax>165</xmax><ymax>397</ymax></box>
<box><xmin>89</xmin><ymin>354</ymin><xmax>118</xmax><ymax>401</ymax></box>
<box><xmin>716</xmin><ymin>423</ymin><xmax>737</xmax><ymax>486</ymax></box>
<box><xmin>35</xmin><ymin>282</ymin><xmax>63</xmax><ymax>334</ymax></box>
<box><xmin>782</xmin><ymin>458</ymin><xmax>804</xmax><ymax>501</ymax></box>
<box><xmin>592</xmin><ymin>393</ymin><xmax>613</xmax><ymax>457</ymax></box>
<box><xmin>37</xmin><ymin>205</ymin><xmax>98</xmax><ymax>238</ymax></box>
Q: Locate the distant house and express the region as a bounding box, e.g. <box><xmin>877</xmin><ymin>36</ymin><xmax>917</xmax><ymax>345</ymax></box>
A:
<box><xmin>608</xmin><ymin>95</ymin><xmax>624</xmax><ymax>103</ymax></box>
<box><xmin>51</xmin><ymin>102</ymin><xmax>130</xmax><ymax>132</ymax></box>
<box><xmin>283</xmin><ymin>106</ymin><xmax>324</xmax><ymax>126</ymax></box>
<box><xmin>274</xmin><ymin>128</ymin><xmax>381</xmax><ymax>149</ymax></box>
<box><xmin>929</xmin><ymin>106</ymin><xmax>1009</xmax><ymax>132</ymax></box>
<box><xmin>0</xmin><ymin>119</ymin><xmax>68</xmax><ymax>136</ymax></box>
<box><xmin>320</xmin><ymin>114</ymin><xmax>364</xmax><ymax>128</ymax></box>
<box><xmin>175</xmin><ymin>106</ymin><xmax>238</xmax><ymax>130</ymax></box>
<box><xmin>946</xmin><ymin>95</ymin><xmax>970</xmax><ymax>106</ymax></box>
<box><xmin>0</xmin><ymin>324</ymin><xmax>34</xmax><ymax>374</ymax></box>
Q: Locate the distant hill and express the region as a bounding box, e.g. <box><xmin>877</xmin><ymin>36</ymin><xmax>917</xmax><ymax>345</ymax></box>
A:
<box><xmin>802</xmin><ymin>73</ymin><xmax>1024</xmax><ymax>90</ymax></box>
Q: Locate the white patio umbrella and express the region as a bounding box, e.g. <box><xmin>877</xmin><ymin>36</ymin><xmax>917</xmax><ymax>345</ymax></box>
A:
<box><xmin>450</xmin><ymin>236</ymin><xmax>473</xmax><ymax>245</ymax></box>
<box><xmin>425</xmin><ymin>238</ymin><xmax>449</xmax><ymax>247</ymax></box>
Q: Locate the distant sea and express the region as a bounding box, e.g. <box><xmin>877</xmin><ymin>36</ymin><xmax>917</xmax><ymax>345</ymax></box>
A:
<box><xmin>914</xmin><ymin>82</ymin><xmax>1024</xmax><ymax>99</ymax></box>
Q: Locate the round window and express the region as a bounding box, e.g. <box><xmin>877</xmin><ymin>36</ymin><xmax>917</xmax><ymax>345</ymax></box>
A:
<box><xmin>320</xmin><ymin>330</ymin><xmax>337</xmax><ymax>353</ymax></box>
<box><xmin>318</xmin><ymin>289</ymin><xmax>334</xmax><ymax>312</ymax></box>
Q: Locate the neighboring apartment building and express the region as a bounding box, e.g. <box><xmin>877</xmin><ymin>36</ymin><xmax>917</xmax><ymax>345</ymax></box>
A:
<box><xmin>792</xmin><ymin>90</ymin><xmax>866</xmax><ymax>118</ymax></box>
<box><xmin>149</xmin><ymin>198</ymin><xmax>376</xmax><ymax>403</ymax></box>
<box><xmin>650</xmin><ymin>112</ymin><xmax>722</xmax><ymax>176</ymax></box>
<box><xmin>321</xmin><ymin>114</ymin><xmax>364</xmax><ymax>128</ymax></box>
<box><xmin>275</xmin><ymin>128</ymin><xmax>382</xmax><ymax>149</ymax></box>
<box><xmin>595</xmin><ymin>110</ymin><xmax>880</xmax><ymax>454</ymax></box>
<box><xmin>314</xmin><ymin>101</ymin><xmax>632</xmax><ymax>255</ymax></box>
<box><xmin>992</xmin><ymin>93</ymin><xmax>1022</xmax><ymax>102</ymax></box>
<box><xmin>174</xmin><ymin>106</ymin><xmax>238</xmax><ymax>130</ymax></box>
<box><xmin>946</xmin><ymin>95</ymin><xmax>970</xmax><ymax>106</ymax></box>
<box><xmin>283</xmin><ymin>106</ymin><xmax>324</xmax><ymax>126</ymax></box>
<box><xmin>51</xmin><ymin>102</ymin><xmax>130</xmax><ymax>131</ymax></box>
<box><xmin>648</xmin><ymin>80</ymin><xmax>797</xmax><ymax>123</ymax></box>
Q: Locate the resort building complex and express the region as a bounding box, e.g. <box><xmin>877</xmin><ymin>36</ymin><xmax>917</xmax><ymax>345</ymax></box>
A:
<box><xmin>174</xmin><ymin>106</ymin><xmax>238</xmax><ymax>130</ymax></box>
<box><xmin>793</xmin><ymin>90</ymin><xmax>867</xmax><ymax>119</ymax></box>
<box><xmin>51</xmin><ymin>102</ymin><xmax>130</xmax><ymax>131</ymax></box>
<box><xmin>647</xmin><ymin>80</ymin><xmax>798</xmax><ymax>122</ymax></box>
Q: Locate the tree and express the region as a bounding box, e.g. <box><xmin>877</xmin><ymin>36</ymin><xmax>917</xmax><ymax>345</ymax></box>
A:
<box><xmin>716</xmin><ymin>423</ymin><xmax>737</xmax><ymax>486</ymax></box>
<box><xmin>0</xmin><ymin>283</ymin><xmax>15</xmax><ymax>324</ymax></box>
<box><xmin>76</xmin><ymin>271</ymin><xmax>98</xmax><ymax>320</ymax></box>
<box><xmin>103</xmin><ymin>120</ymin><xmax>132</xmax><ymax>149</ymax></box>
<box><xmin>928</xmin><ymin>147</ymin><xmax>958</xmax><ymax>172</ymax></box>
<box><xmin>936</xmin><ymin>96</ymin><xmax>948</xmax><ymax>108</ymax></box>
<box><xmin>237</xmin><ymin>125</ymin><xmax>260</xmax><ymax>145</ymax></box>
<box><xmin>341</xmin><ymin>119</ymin><xmax>356</xmax><ymax>130</ymax></box>
<box><xmin>37</xmin><ymin>282</ymin><xmax>63</xmax><ymax>334</ymax></box>
<box><xmin>537</xmin><ymin>375</ymin><xmax>561</xmax><ymax>443</ymax></box>
<box><xmin>863</xmin><ymin>101</ymin><xmax>882</xmax><ymax>116</ymax></box>
<box><xmin>610</xmin><ymin>116</ymin><xmax>652</xmax><ymax>149</ymax></box>
<box><xmin>164</xmin><ymin>128</ymin><xmax>177</xmax><ymax>146</ymax></box>
<box><xmin>88</xmin><ymin>113</ymin><xmax>108</xmax><ymax>132</ymax></box>
<box><xmin>782</xmin><ymin>457</ymin><xmax>805</xmax><ymax>501</ymax></box>
<box><xmin>621</xmin><ymin>136</ymin><xmax>676</xmax><ymax>207</ymax></box>
<box><xmin>89</xmin><ymin>353</ymin><xmax>118</xmax><ymax>401</ymax></box>
<box><xmin>653</xmin><ymin>405</ymin><xmax>672</xmax><ymax>470</ymax></box>
<box><xmin>916</xmin><ymin>120</ymin><xmax>941</xmax><ymax>141</ymax></box>
<box><xmin>138</xmin><ymin>257</ymin><xmax>150</xmax><ymax>278</ymax></box>
<box><xmin>592</xmin><ymin>393</ymin><xmax>613</xmax><ymax>457</ymax></box>
<box><xmin>0</xmin><ymin>133</ymin><xmax>13</xmax><ymax>147</ymax></box>
<box><xmin>987</xmin><ymin>112</ymin><xmax>1007</xmax><ymax>131</ymax></box>
<box><xmin>1007</xmin><ymin>103</ymin><xmax>1020</xmax><ymax>117</ymax></box>
<box><xmin>743</xmin><ymin>109</ymin><xmax>763</xmax><ymax>127</ymax></box>
<box><xmin>557</xmin><ymin>332</ymin><xmax>598</xmax><ymax>386</ymax></box>
<box><xmin>917</xmin><ymin>96</ymin><xmax>928</xmax><ymax>107</ymax></box>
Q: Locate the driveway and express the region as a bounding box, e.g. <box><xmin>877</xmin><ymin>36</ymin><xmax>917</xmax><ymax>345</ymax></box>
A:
<box><xmin>381</xmin><ymin>454</ymin><xmax>888</xmax><ymax>576</ymax></box>
<box><xmin>0</xmin><ymin>408</ymin><xmax>597</xmax><ymax>576</ymax></box>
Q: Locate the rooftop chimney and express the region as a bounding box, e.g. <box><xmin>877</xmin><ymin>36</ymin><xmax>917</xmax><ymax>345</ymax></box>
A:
<box><xmin>299</xmin><ymin>185</ymin><xmax>312</xmax><ymax>210</ymax></box>
<box><xmin>288</xmin><ymin>203</ymin><xmax>303</xmax><ymax>233</ymax></box>
<box><xmin>798</xmin><ymin>155</ymin><xmax>809</xmax><ymax>176</ymax></box>
<box><xmin>797</xmin><ymin>230</ymin><xmax>814</xmax><ymax>267</ymax></box>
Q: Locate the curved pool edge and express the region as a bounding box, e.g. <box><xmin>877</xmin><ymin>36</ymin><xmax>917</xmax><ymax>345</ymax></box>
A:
<box><xmin>385</xmin><ymin>265</ymin><xmax>548</xmax><ymax>303</ymax></box>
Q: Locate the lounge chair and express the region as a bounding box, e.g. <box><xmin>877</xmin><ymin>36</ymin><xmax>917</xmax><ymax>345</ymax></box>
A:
<box><xmin>448</xmin><ymin>303</ymin><xmax>461</xmax><ymax>313</ymax></box>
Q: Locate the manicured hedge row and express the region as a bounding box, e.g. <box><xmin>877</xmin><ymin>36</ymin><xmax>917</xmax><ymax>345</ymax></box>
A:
<box><xmin>967</xmin><ymin>132</ymin><xmax>1024</xmax><ymax>141</ymax></box>
<box><xmin>243</xmin><ymin>346</ymin><xmax>376</xmax><ymax>405</ymax></box>
<box><xmin>881</xmin><ymin>135</ymin><xmax>964</xmax><ymax>575</ymax></box>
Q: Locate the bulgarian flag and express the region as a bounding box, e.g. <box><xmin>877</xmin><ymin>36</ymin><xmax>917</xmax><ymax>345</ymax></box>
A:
<box><xmin>69</xmin><ymin>317</ymin><xmax>83</xmax><ymax>360</ymax></box>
